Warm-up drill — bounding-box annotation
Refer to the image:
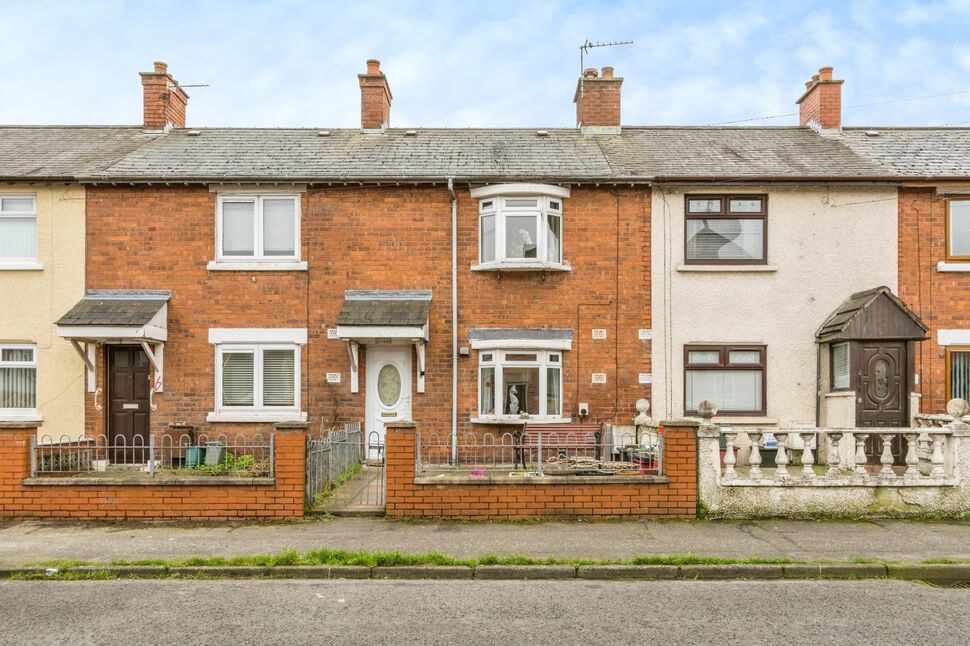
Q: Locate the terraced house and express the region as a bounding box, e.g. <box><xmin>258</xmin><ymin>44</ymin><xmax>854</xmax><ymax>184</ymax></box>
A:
<box><xmin>1</xmin><ymin>59</ymin><xmax>968</xmax><ymax>467</ymax></box>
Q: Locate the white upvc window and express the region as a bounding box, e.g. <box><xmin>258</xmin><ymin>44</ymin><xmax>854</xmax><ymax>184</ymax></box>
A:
<box><xmin>214</xmin><ymin>344</ymin><xmax>300</xmax><ymax>416</ymax></box>
<box><xmin>479</xmin><ymin>196</ymin><xmax>563</xmax><ymax>264</ymax></box>
<box><xmin>0</xmin><ymin>344</ymin><xmax>37</xmax><ymax>417</ymax></box>
<box><xmin>0</xmin><ymin>195</ymin><xmax>38</xmax><ymax>265</ymax></box>
<box><xmin>478</xmin><ymin>350</ymin><xmax>563</xmax><ymax>420</ymax></box>
<box><xmin>216</xmin><ymin>194</ymin><xmax>300</xmax><ymax>261</ymax></box>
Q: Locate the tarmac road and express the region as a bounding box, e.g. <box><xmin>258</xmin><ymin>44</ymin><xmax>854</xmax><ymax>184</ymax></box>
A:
<box><xmin>1</xmin><ymin>578</ymin><xmax>966</xmax><ymax>645</ymax></box>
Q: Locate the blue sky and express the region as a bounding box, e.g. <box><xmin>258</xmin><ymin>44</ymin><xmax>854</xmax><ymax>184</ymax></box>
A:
<box><xmin>2</xmin><ymin>0</ymin><xmax>969</xmax><ymax>128</ymax></box>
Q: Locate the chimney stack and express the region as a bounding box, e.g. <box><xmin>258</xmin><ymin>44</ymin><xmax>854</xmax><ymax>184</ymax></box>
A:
<box><xmin>358</xmin><ymin>59</ymin><xmax>392</xmax><ymax>132</ymax></box>
<box><xmin>140</xmin><ymin>61</ymin><xmax>188</xmax><ymax>132</ymax></box>
<box><xmin>574</xmin><ymin>65</ymin><xmax>623</xmax><ymax>134</ymax></box>
<box><xmin>796</xmin><ymin>66</ymin><xmax>843</xmax><ymax>131</ymax></box>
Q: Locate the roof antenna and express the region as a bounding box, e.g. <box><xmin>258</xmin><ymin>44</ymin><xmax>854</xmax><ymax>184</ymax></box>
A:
<box><xmin>579</xmin><ymin>39</ymin><xmax>634</xmax><ymax>74</ymax></box>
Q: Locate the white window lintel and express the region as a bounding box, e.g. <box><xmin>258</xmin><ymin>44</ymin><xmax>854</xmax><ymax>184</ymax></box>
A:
<box><xmin>470</xmin><ymin>183</ymin><xmax>571</xmax><ymax>199</ymax></box>
<box><xmin>208</xmin><ymin>328</ymin><xmax>308</xmax><ymax>345</ymax></box>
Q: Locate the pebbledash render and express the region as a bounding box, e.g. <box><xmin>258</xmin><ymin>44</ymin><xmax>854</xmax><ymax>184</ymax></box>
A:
<box><xmin>1</xmin><ymin>61</ymin><xmax>970</xmax><ymax>457</ymax></box>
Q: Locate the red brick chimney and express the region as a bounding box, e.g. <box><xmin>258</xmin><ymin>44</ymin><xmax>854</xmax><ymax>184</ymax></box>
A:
<box><xmin>139</xmin><ymin>61</ymin><xmax>188</xmax><ymax>132</ymax></box>
<box><xmin>358</xmin><ymin>59</ymin><xmax>392</xmax><ymax>132</ymax></box>
<box><xmin>797</xmin><ymin>66</ymin><xmax>843</xmax><ymax>131</ymax></box>
<box><xmin>574</xmin><ymin>66</ymin><xmax>623</xmax><ymax>133</ymax></box>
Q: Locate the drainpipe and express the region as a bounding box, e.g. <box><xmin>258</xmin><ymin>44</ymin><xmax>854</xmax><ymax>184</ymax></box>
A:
<box><xmin>815</xmin><ymin>341</ymin><xmax>822</xmax><ymax>427</ymax></box>
<box><xmin>448</xmin><ymin>178</ymin><xmax>458</xmax><ymax>463</ymax></box>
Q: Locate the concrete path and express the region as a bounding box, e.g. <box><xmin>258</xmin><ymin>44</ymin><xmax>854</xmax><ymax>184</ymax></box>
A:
<box><xmin>2</xmin><ymin>518</ymin><xmax>970</xmax><ymax>565</ymax></box>
<box><xmin>317</xmin><ymin>464</ymin><xmax>385</xmax><ymax>516</ymax></box>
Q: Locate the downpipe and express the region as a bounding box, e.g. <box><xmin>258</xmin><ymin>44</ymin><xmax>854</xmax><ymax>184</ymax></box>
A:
<box><xmin>448</xmin><ymin>178</ymin><xmax>458</xmax><ymax>464</ymax></box>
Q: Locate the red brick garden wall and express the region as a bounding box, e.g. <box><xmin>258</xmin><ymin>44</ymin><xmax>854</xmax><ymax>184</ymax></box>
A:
<box><xmin>385</xmin><ymin>421</ymin><xmax>697</xmax><ymax>519</ymax></box>
<box><xmin>0</xmin><ymin>425</ymin><xmax>306</xmax><ymax>520</ymax></box>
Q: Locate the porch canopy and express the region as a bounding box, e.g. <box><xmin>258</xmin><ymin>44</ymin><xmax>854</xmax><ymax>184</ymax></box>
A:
<box><xmin>336</xmin><ymin>290</ymin><xmax>432</xmax><ymax>393</ymax></box>
<box><xmin>55</xmin><ymin>290</ymin><xmax>171</xmax><ymax>392</ymax></box>
<box><xmin>816</xmin><ymin>286</ymin><xmax>927</xmax><ymax>343</ymax></box>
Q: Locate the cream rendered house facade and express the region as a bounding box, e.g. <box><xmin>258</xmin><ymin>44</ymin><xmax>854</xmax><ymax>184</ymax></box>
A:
<box><xmin>0</xmin><ymin>183</ymin><xmax>86</xmax><ymax>436</ymax></box>
<box><xmin>650</xmin><ymin>184</ymin><xmax>900</xmax><ymax>429</ymax></box>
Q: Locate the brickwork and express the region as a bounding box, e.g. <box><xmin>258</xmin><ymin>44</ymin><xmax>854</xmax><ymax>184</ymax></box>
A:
<box><xmin>85</xmin><ymin>183</ymin><xmax>651</xmax><ymax>442</ymax></box>
<box><xmin>384</xmin><ymin>421</ymin><xmax>698</xmax><ymax>519</ymax></box>
<box><xmin>140</xmin><ymin>61</ymin><xmax>188</xmax><ymax>131</ymax></box>
<box><xmin>898</xmin><ymin>187</ymin><xmax>961</xmax><ymax>415</ymax></box>
<box><xmin>574</xmin><ymin>68</ymin><xmax>622</xmax><ymax>127</ymax></box>
<box><xmin>358</xmin><ymin>59</ymin><xmax>392</xmax><ymax>130</ymax></box>
<box><xmin>0</xmin><ymin>425</ymin><xmax>306</xmax><ymax>520</ymax></box>
<box><xmin>797</xmin><ymin>66</ymin><xmax>843</xmax><ymax>130</ymax></box>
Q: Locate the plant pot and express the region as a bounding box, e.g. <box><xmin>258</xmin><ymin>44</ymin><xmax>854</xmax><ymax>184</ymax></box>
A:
<box><xmin>760</xmin><ymin>447</ymin><xmax>778</xmax><ymax>468</ymax></box>
<box><xmin>204</xmin><ymin>442</ymin><xmax>226</xmax><ymax>466</ymax></box>
<box><xmin>185</xmin><ymin>446</ymin><xmax>206</xmax><ymax>468</ymax></box>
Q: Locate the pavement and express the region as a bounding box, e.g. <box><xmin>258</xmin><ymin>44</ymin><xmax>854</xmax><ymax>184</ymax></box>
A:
<box><xmin>2</xmin><ymin>517</ymin><xmax>970</xmax><ymax>565</ymax></box>
<box><xmin>3</xmin><ymin>579</ymin><xmax>968</xmax><ymax>645</ymax></box>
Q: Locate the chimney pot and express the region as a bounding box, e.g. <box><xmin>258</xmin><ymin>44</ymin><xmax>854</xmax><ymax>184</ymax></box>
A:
<box><xmin>366</xmin><ymin>59</ymin><xmax>381</xmax><ymax>74</ymax></box>
<box><xmin>797</xmin><ymin>65</ymin><xmax>843</xmax><ymax>131</ymax></box>
<box><xmin>601</xmin><ymin>66</ymin><xmax>614</xmax><ymax>79</ymax></box>
<box><xmin>153</xmin><ymin>61</ymin><xmax>168</xmax><ymax>74</ymax></box>
<box><xmin>583</xmin><ymin>67</ymin><xmax>599</xmax><ymax>78</ymax></box>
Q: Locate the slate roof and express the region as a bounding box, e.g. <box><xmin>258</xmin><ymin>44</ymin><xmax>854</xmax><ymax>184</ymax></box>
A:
<box><xmin>840</xmin><ymin>128</ymin><xmax>970</xmax><ymax>179</ymax></box>
<box><xmin>56</xmin><ymin>290</ymin><xmax>171</xmax><ymax>327</ymax></box>
<box><xmin>816</xmin><ymin>286</ymin><xmax>927</xmax><ymax>340</ymax></box>
<box><xmin>0</xmin><ymin>126</ymin><xmax>156</xmax><ymax>180</ymax></box>
<box><xmin>2</xmin><ymin>124</ymin><xmax>970</xmax><ymax>183</ymax></box>
<box><xmin>337</xmin><ymin>291</ymin><xmax>432</xmax><ymax>326</ymax></box>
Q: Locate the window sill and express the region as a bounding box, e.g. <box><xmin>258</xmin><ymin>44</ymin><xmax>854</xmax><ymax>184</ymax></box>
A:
<box><xmin>0</xmin><ymin>413</ymin><xmax>43</xmax><ymax>424</ymax></box>
<box><xmin>470</xmin><ymin>261</ymin><xmax>572</xmax><ymax>273</ymax></box>
<box><xmin>676</xmin><ymin>264</ymin><xmax>777</xmax><ymax>273</ymax></box>
<box><xmin>207</xmin><ymin>261</ymin><xmax>308</xmax><ymax>272</ymax></box>
<box><xmin>206</xmin><ymin>411</ymin><xmax>308</xmax><ymax>423</ymax></box>
<box><xmin>470</xmin><ymin>416</ymin><xmax>572</xmax><ymax>425</ymax></box>
<box><xmin>936</xmin><ymin>261</ymin><xmax>970</xmax><ymax>272</ymax></box>
<box><xmin>0</xmin><ymin>262</ymin><xmax>44</xmax><ymax>271</ymax></box>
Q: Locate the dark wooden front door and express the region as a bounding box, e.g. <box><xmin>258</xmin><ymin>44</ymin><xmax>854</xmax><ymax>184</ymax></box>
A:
<box><xmin>856</xmin><ymin>341</ymin><xmax>907</xmax><ymax>463</ymax></box>
<box><xmin>108</xmin><ymin>345</ymin><xmax>151</xmax><ymax>462</ymax></box>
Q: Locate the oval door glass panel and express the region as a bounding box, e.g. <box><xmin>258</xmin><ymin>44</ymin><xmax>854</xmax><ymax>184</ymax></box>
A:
<box><xmin>377</xmin><ymin>364</ymin><xmax>402</xmax><ymax>406</ymax></box>
<box><xmin>873</xmin><ymin>359</ymin><xmax>890</xmax><ymax>399</ymax></box>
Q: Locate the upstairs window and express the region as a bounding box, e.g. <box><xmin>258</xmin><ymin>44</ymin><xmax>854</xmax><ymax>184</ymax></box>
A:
<box><xmin>479</xmin><ymin>350</ymin><xmax>562</xmax><ymax>420</ymax></box>
<box><xmin>0</xmin><ymin>345</ymin><xmax>37</xmax><ymax>415</ymax></box>
<box><xmin>685</xmin><ymin>195</ymin><xmax>767</xmax><ymax>265</ymax></box>
<box><xmin>0</xmin><ymin>195</ymin><xmax>37</xmax><ymax>264</ymax></box>
<box><xmin>947</xmin><ymin>199</ymin><xmax>970</xmax><ymax>261</ymax></box>
<box><xmin>217</xmin><ymin>194</ymin><xmax>300</xmax><ymax>261</ymax></box>
<box><xmin>471</xmin><ymin>184</ymin><xmax>570</xmax><ymax>268</ymax></box>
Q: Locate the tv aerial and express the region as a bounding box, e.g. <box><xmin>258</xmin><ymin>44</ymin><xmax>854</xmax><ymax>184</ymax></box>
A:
<box><xmin>579</xmin><ymin>39</ymin><xmax>634</xmax><ymax>74</ymax></box>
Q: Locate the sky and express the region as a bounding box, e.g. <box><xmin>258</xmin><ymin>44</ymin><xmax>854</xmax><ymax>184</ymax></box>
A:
<box><xmin>2</xmin><ymin>0</ymin><xmax>970</xmax><ymax>128</ymax></box>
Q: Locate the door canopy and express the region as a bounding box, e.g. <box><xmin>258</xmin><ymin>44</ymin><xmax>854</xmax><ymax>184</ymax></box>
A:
<box><xmin>816</xmin><ymin>286</ymin><xmax>928</xmax><ymax>343</ymax></box>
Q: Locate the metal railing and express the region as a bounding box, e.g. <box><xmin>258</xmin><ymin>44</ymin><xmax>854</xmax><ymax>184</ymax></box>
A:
<box><xmin>416</xmin><ymin>431</ymin><xmax>662</xmax><ymax>477</ymax></box>
<box><xmin>30</xmin><ymin>433</ymin><xmax>274</xmax><ymax>478</ymax></box>
<box><xmin>306</xmin><ymin>422</ymin><xmax>362</xmax><ymax>501</ymax></box>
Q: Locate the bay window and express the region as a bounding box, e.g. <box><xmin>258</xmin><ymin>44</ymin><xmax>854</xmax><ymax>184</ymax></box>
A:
<box><xmin>216</xmin><ymin>194</ymin><xmax>300</xmax><ymax>262</ymax></box>
<box><xmin>478</xmin><ymin>350</ymin><xmax>562</xmax><ymax>419</ymax></box>
<box><xmin>0</xmin><ymin>345</ymin><xmax>37</xmax><ymax>417</ymax></box>
<box><xmin>685</xmin><ymin>345</ymin><xmax>766</xmax><ymax>416</ymax></box>
<box><xmin>0</xmin><ymin>195</ymin><xmax>37</xmax><ymax>265</ymax></box>
<box><xmin>470</xmin><ymin>184</ymin><xmax>570</xmax><ymax>270</ymax></box>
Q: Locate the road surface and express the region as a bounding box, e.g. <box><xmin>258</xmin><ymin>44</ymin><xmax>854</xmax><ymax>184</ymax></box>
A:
<box><xmin>1</xmin><ymin>578</ymin><xmax>964</xmax><ymax>645</ymax></box>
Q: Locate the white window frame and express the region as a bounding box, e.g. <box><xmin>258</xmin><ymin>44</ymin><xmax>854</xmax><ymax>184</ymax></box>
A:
<box><xmin>0</xmin><ymin>343</ymin><xmax>38</xmax><ymax>419</ymax></box>
<box><xmin>214</xmin><ymin>193</ymin><xmax>301</xmax><ymax>263</ymax></box>
<box><xmin>476</xmin><ymin>349</ymin><xmax>563</xmax><ymax>421</ymax></box>
<box><xmin>0</xmin><ymin>194</ymin><xmax>39</xmax><ymax>268</ymax></box>
<box><xmin>210</xmin><ymin>343</ymin><xmax>303</xmax><ymax>422</ymax></box>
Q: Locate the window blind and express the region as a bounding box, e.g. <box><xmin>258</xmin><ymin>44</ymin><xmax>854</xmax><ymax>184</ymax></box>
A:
<box><xmin>221</xmin><ymin>352</ymin><xmax>255</xmax><ymax>406</ymax></box>
<box><xmin>686</xmin><ymin>219</ymin><xmax>764</xmax><ymax>261</ymax></box>
<box><xmin>222</xmin><ymin>202</ymin><xmax>255</xmax><ymax>256</ymax></box>
<box><xmin>832</xmin><ymin>343</ymin><xmax>850</xmax><ymax>390</ymax></box>
<box><xmin>262</xmin><ymin>349</ymin><xmax>295</xmax><ymax>406</ymax></box>
<box><xmin>0</xmin><ymin>367</ymin><xmax>35</xmax><ymax>409</ymax></box>
<box><xmin>951</xmin><ymin>351</ymin><xmax>970</xmax><ymax>400</ymax></box>
<box><xmin>262</xmin><ymin>199</ymin><xmax>296</xmax><ymax>256</ymax></box>
<box><xmin>0</xmin><ymin>217</ymin><xmax>37</xmax><ymax>259</ymax></box>
<box><xmin>686</xmin><ymin>369</ymin><xmax>762</xmax><ymax>412</ymax></box>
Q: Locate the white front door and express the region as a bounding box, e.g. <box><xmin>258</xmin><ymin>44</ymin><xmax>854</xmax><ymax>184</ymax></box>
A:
<box><xmin>365</xmin><ymin>345</ymin><xmax>412</xmax><ymax>461</ymax></box>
